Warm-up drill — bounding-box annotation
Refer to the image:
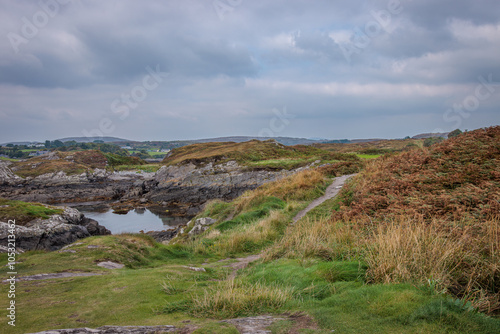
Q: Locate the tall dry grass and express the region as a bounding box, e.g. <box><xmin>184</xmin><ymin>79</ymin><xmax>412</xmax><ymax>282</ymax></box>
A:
<box><xmin>235</xmin><ymin>169</ymin><xmax>326</xmax><ymax>213</ymax></box>
<box><xmin>189</xmin><ymin>280</ymin><xmax>293</xmax><ymax>318</ymax></box>
<box><xmin>265</xmin><ymin>214</ymin><xmax>500</xmax><ymax>313</ymax></box>
<box><xmin>366</xmin><ymin>217</ymin><xmax>500</xmax><ymax>313</ymax></box>
<box><xmin>193</xmin><ymin>210</ymin><xmax>288</xmax><ymax>256</ymax></box>
<box><xmin>264</xmin><ymin>217</ymin><xmax>360</xmax><ymax>261</ymax></box>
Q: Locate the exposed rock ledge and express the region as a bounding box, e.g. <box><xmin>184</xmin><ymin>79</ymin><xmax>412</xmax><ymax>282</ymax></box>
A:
<box><xmin>0</xmin><ymin>161</ymin><xmax>155</xmax><ymax>204</ymax></box>
<box><xmin>28</xmin><ymin>326</ymin><xmax>177</xmax><ymax>334</ymax></box>
<box><xmin>0</xmin><ymin>206</ymin><xmax>110</xmax><ymax>252</ymax></box>
<box><xmin>0</xmin><ymin>160</ymin><xmax>312</xmax><ymax>215</ymax></box>
<box><xmin>145</xmin><ymin>161</ymin><xmax>307</xmax><ymax>213</ymax></box>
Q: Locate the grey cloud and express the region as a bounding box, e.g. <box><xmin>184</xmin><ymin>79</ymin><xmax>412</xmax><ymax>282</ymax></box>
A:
<box><xmin>0</xmin><ymin>0</ymin><xmax>499</xmax><ymax>142</ymax></box>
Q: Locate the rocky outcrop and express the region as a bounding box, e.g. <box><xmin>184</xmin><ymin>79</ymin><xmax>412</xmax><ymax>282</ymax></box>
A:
<box><xmin>0</xmin><ymin>207</ymin><xmax>110</xmax><ymax>252</ymax></box>
<box><xmin>0</xmin><ymin>159</ymin><xmax>310</xmax><ymax>216</ymax></box>
<box><xmin>145</xmin><ymin>228</ymin><xmax>180</xmax><ymax>243</ymax></box>
<box><xmin>0</xmin><ymin>161</ymin><xmax>22</xmax><ymax>185</ymax></box>
<box><xmin>146</xmin><ymin>161</ymin><xmax>300</xmax><ymax>213</ymax></box>
<box><xmin>0</xmin><ymin>161</ymin><xmax>155</xmax><ymax>204</ymax></box>
<box><xmin>188</xmin><ymin>217</ymin><xmax>216</xmax><ymax>235</ymax></box>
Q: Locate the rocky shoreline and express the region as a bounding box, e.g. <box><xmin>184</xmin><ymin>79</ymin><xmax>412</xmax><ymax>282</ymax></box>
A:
<box><xmin>0</xmin><ymin>159</ymin><xmax>313</xmax><ymax>248</ymax></box>
<box><xmin>0</xmin><ymin>206</ymin><xmax>110</xmax><ymax>252</ymax></box>
<box><xmin>0</xmin><ymin>160</ymin><xmax>305</xmax><ymax>214</ymax></box>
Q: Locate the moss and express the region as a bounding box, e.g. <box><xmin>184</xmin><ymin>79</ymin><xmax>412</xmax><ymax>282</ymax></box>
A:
<box><xmin>0</xmin><ymin>198</ymin><xmax>64</xmax><ymax>225</ymax></box>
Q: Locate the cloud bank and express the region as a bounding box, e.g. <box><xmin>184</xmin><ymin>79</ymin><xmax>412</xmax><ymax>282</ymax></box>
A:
<box><xmin>0</xmin><ymin>0</ymin><xmax>499</xmax><ymax>142</ymax></box>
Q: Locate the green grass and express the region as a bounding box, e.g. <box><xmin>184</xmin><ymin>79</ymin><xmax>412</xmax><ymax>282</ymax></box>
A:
<box><xmin>111</xmin><ymin>164</ymin><xmax>161</xmax><ymax>173</ymax></box>
<box><xmin>215</xmin><ymin>197</ymin><xmax>286</xmax><ymax>232</ymax></box>
<box><xmin>104</xmin><ymin>153</ymin><xmax>146</xmax><ymax>167</ymax></box>
<box><xmin>0</xmin><ymin>198</ymin><xmax>64</xmax><ymax>225</ymax></box>
<box><xmin>302</xmin><ymin>196</ymin><xmax>342</xmax><ymax>221</ymax></box>
<box><xmin>0</xmin><ymin>156</ymin><xmax>19</xmax><ymax>161</ymax></box>
<box><xmin>0</xmin><ymin>235</ymin><xmax>221</xmax><ymax>334</ymax></box>
<box><xmin>1</xmin><ymin>230</ymin><xmax>498</xmax><ymax>333</ymax></box>
<box><xmin>356</xmin><ymin>154</ymin><xmax>382</xmax><ymax>159</ymax></box>
<box><xmin>246</xmin><ymin>158</ymin><xmax>313</xmax><ymax>170</ymax></box>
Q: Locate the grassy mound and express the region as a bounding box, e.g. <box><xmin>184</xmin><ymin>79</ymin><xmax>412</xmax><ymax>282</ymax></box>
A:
<box><xmin>0</xmin><ymin>198</ymin><xmax>64</xmax><ymax>225</ymax></box>
<box><xmin>162</xmin><ymin>139</ymin><xmax>362</xmax><ymax>170</ymax></box>
<box><xmin>10</xmin><ymin>150</ymin><xmax>147</xmax><ymax>177</ymax></box>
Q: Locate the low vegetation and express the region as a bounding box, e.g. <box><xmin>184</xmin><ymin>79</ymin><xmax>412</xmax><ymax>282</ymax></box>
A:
<box><xmin>162</xmin><ymin>139</ymin><xmax>363</xmax><ymax>171</ymax></box>
<box><xmin>335</xmin><ymin>126</ymin><xmax>500</xmax><ymax>221</ymax></box>
<box><xmin>1</xmin><ymin>127</ymin><xmax>499</xmax><ymax>333</ymax></box>
<box><xmin>0</xmin><ymin>198</ymin><xmax>63</xmax><ymax>225</ymax></box>
<box><xmin>9</xmin><ymin>150</ymin><xmax>148</xmax><ymax>177</ymax></box>
<box><xmin>315</xmin><ymin>138</ymin><xmax>424</xmax><ymax>154</ymax></box>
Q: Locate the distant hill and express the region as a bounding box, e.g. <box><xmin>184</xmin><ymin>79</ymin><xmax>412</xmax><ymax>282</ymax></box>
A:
<box><xmin>350</xmin><ymin>138</ymin><xmax>384</xmax><ymax>143</ymax></box>
<box><xmin>191</xmin><ymin>136</ymin><xmax>325</xmax><ymax>146</ymax></box>
<box><xmin>411</xmin><ymin>132</ymin><xmax>449</xmax><ymax>139</ymax></box>
<box><xmin>57</xmin><ymin>136</ymin><xmax>132</xmax><ymax>143</ymax></box>
<box><xmin>0</xmin><ymin>141</ymin><xmax>44</xmax><ymax>146</ymax></box>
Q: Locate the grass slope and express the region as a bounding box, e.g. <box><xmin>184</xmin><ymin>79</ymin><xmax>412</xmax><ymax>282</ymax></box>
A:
<box><xmin>162</xmin><ymin>139</ymin><xmax>363</xmax><ymax>171</ymax></box>
<box><xmin>0</xmin><ymin>198</ymin><xmax>63</xmax><ymax>225</ymax></box>
<box><xmin>336</xmin><ymin>126</ymin><xmax>500</xmax><ymax>221</ymax></box>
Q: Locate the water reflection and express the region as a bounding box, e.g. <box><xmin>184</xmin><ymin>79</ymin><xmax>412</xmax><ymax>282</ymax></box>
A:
<box><xmin>79</xmin><ymin>206</ymin><xmax>192</xmax><ymax>235</ymax></box>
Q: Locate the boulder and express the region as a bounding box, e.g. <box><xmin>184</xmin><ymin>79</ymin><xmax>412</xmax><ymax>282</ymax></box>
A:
<box><xmin>0</xmin><ymin>207</ymin><xmax>110</xmax><ymax>252</ymax></box>
<box><xmin>188</xmin><ymin>217</ymin><xmax>216</xmax><ymax>235</ymax></box>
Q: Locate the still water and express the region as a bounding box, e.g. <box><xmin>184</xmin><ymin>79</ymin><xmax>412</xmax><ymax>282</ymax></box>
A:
<box><xmin>80</xmin><ymin>207</ymin><xmax>191</xmax><ymax>234</ymax></box>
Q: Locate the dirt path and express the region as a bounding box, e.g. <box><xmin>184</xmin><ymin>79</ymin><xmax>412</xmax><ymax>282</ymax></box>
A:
<box><xmin>292</xmin><ymin>173</ymin><xmax>357</xmax><ymax>224</ymax></box>
<box><xmin>225</xmin><ymin>254</ymin><xmax>262</xmax><ymax>280</ymax></box>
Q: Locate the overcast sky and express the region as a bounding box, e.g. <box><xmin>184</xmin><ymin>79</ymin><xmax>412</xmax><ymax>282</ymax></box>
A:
<box><xmin>0</xmin><ymin>0</ymin><xmax>499</xmax><ymax>142</ymax></box>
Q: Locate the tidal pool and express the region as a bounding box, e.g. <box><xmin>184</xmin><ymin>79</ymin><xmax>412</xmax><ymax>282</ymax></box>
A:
<box><xmin>80</xmin><ymin>207</ymin><xmax>191</xmax><ymax>234</ymax></box>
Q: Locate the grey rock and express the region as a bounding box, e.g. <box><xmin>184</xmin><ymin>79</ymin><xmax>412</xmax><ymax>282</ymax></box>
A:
<box><xmin>97</xmin><ymin>261</ymin><xmax>124</xmax><ymax>269</ymax></box>
<box><xmin>148</xmin><ymin>161</ymin><xmax>299</xmax><ymax>214</ymax></box>
<box><xmin>0</xmin><ymin>161</ymin><xmax>22</xmax><ymax>185</ymax></box>
<box><xmin>146</xmin><ymin>228</ymin><xmax>179</xmax><ymax>242</ymax></box>
<box><xmin>221</xmin><ymin>316</ymin><xmax>286</xmax><ymax>334</ymax></box>
<box><xmin>0</xmin><ymin>207</ymin><xmax>110</xmax><ymax>252</ymax></box>
<box><xmin>188</xmin><ymin>217</ymin><xmax>216</xmax><ymax>235</ymax></box>
<box><xmin>27</xmin><ymin>325</ymin><xmax>177</xmax><ymax>334</ymax></box>
<box><xmin>7</xmin><ymin>272</ymin><xmax>102</xmax><ymax>282</ymax></box>
<box><xmin>182</xmin><ymin>266</ymin><xmax>206</xmax><ymax>272</ymax></box>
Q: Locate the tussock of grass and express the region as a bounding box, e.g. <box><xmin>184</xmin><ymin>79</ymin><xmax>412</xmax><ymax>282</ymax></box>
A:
<box><xmin>366</xmin><ymin>218</ymin><xmax>500</xmax><ymax>314</ymax></box>
<box><xmin>189</xmin><ymin>280</ymin><xmax>293</xmax><ymax>318</ymax></box>
<box><xmin>216</xmin><ymin>197</ymin><xmax>285</xmax><ymax>232</ymax></box>
<box><xmin>235</xmin><ymin>169</ymin><xmax>327</xmax><ymax>213</ymax></box>
<box><xmin>104</xmin><ymin>153</ymin><xmax>146</xmax><ymax>167</ymax></box>
<box><xmin>264</xmin><ymin>217</ymin><xmax>359</xmax><ymax>262</ymax></box>
<box><xmin>190</xmin><ymin>208</ymin><xmax>290</xmax><ymax>257</ymax></box>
